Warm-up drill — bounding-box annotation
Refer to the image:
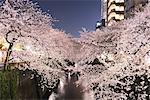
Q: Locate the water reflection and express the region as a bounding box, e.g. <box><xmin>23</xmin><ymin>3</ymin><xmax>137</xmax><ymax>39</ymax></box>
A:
<box><xmin>55</xmin><ymin>72</ymin><xmax>83</xmax><ymax>100</ymax></box>
<box><xmin>49</xmin><ymin>72</ymin><xmax>83</xmax><ymax>100</ymax></box>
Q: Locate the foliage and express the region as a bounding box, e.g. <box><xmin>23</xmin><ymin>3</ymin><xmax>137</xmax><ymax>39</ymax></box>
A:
<box><xmin>0</xmin><ymin>70</ymin><xmax>19</xmax><ymax>99</ymax></box>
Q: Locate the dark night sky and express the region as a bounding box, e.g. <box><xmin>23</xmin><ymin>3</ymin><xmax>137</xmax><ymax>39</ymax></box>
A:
<box><xmin>1</xmin><ymin>0</ymin><xmax>101</xmax><ymax>37</ymax></box>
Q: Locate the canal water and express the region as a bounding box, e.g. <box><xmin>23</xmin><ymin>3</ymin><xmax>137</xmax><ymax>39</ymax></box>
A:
<box><xmin>49</xmin><ymin>72</ymin><xmax>84</xmax><ymax>100</ymax></box>
<box><xmin>18</xmin><ymin>70</ymin><xmax>84</xmax><ymax>100</ymax></box>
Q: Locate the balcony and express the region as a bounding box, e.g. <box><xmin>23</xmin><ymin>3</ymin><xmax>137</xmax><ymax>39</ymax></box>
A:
<box><xmin>108</xmin><ymin>4</ymin><xmax>125</xmax><ymax>14</ymax></box>
<box><xmin>107</xmin><ymin>12</ymin><xmax>125</xmax><ymax>23</ymax></box>
<box><xmin>108</xmin><ymin>0</ymin><xmax>124</xmax><ymax>8</ymax></box>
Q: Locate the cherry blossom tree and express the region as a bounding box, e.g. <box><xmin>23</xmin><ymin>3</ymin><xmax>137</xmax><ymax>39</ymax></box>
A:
<box><xmin>0</xmin><ymin>0</ymin><xmax>75</xmax><ymax>90</ymax></box>
<box><xmin>1</xmin><ymin>0</ymin><xmax>150</xmax><ymax>100</ymax></box>
<box><xmin>76</xmin><ymin>1</ymin><xmax>150</xmax><ymax>99</ymax></box>
<box><xmin>0</xmin><ymin>0</ymin><xmax>52</xmax><ymax>70</ymax></box>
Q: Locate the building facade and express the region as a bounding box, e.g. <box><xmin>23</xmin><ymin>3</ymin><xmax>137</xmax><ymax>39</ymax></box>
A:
<box><xmin>105</xmin><ymin>0</ymin><xmax>148</xmax><ymax>26</ymax></box>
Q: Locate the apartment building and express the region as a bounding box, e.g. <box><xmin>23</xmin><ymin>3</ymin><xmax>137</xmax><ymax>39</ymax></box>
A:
<box><xmin>105</xmin><ymin>0</ymin><xmax>148</xmax><ymax>26</ymax></box>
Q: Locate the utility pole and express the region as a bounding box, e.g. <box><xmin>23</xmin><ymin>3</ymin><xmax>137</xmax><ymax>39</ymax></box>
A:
<box><xmin>101</xmin><ymin>0</ymin><xmax>104</xmax><ymax>20</ymax></box>
<box><xmin>101</xmin><ymin>0</ymin><xmax>105</xmax><ymax>27</ymax></box>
